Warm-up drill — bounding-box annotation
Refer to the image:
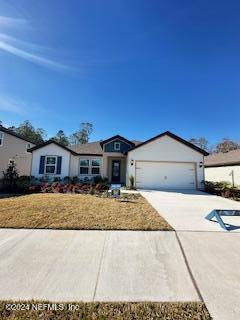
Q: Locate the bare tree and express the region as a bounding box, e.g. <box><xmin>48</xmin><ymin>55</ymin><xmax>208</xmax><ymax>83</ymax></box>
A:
<box><xmin>189</xmin><ymin>137</ymin><xmax>208</xmax><ymax>150</ymax></box>
<box><xmin>215</xmin><ymin>138</ymin><xmax>240</xmax><ymax>153</ymax></box>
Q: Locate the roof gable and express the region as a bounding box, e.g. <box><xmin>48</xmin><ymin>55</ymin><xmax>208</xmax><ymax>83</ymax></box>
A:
<box><xmin>127</xmin><ymin>131</ymin><xmax>209</xmax><ymax>156</ymax></box>
<box><xmin>28</xmin><ymin>140</ymin><xmax>103</xmax><ymax>156</ymax></box>
<box><xmin>100</xmin><ymin>135</ymin><xmax>135</xmax><ymax>149</ymax></box>
<box><xmin>0</xmin><ymin>125</ymin><xmax>36</xmax><ymax>144</ymax></box>
<box><xmin>28</xmin><ymin>140</ymin><xmax>79</xmax><ymax>155</ymax></box>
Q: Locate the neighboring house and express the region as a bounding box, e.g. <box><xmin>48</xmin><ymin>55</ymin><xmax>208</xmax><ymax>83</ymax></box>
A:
<box><xmin>29</xmin><ymin>131</ymin><xmax>208</xmax><ymax>190</ymax></box>
<box><xmin>205</xmin><ymin>150</ymin><xmax>240</xmax><ymax>187</ymax></box>
<box><xmin>0</xmin><ymin>125</ymin><xmax>36</xmax><ymax>177</ymax></box>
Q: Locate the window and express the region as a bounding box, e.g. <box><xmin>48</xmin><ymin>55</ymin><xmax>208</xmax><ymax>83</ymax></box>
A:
<box><xmin>79</xmin><ymin>159</ymin><xmax>101</xmax><ymax>175</ymax></box>
<box><xmin>26</xmin><ymin>143</ymin><xmax>31</xmax><ymax>150</ymax></box>
<box><xmin>0</xmin><ymin>132</ymin><xmax>3</xmax><ymax>146</ymax></box>
<box><xmin>114</xmin><ymin>142</ymin><xmax>120</xmax><ymax>151</ymax></box>
<box><xmin>8</xmin><ymin>159</ymin><xmax>15</xmax><ymax>165</ymax></box>
<box><xmin>91</xmin><ymin>159</ymin><xmax>101</xmax><ymax>174</ymax></box>
<box><xmin>80</xmin><ymin>159</ymin><xmax>89</xmax><ymax>174</ymax></box>
<box><xmin>45</xmin><ymin>156</ymin><xmax>57</xmax><ymax>174</ymax></box>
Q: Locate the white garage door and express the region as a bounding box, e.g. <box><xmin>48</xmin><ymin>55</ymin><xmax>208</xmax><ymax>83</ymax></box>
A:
<box><xmin>136</xmin><ymin>161</ymin><xmax>196</xmax><ymax>190</ymax></box>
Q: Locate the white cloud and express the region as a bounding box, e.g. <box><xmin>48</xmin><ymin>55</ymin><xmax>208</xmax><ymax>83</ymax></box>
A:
<box><xmin>0</xmin><ymin>16</ymin><xmax>69</xmax><ymax>71</ymax></box>
<box><xmin>0</xmin><ymin>39</ymin><xmax>68</xmax><ymax>70</ymax></box>
<box><xmin>0</xmin><ymin>16</ymin><xmax>26</xmax><ymax>29</ymax></box>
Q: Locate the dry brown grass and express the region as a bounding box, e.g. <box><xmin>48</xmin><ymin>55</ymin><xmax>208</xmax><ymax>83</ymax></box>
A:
<box><xmin>0</xmin><ymin>193</ymin><xmax>173</xmax><ymax>230</ymax></box>
<box><xmin>0</xmin><ymin>301</ymin><xmax>210</xmax><ymax>320</ymax></box>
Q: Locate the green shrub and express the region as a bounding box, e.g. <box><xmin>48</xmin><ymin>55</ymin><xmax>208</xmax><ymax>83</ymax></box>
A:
<box><xmin>1</xmin><ymin>162</ymin><xmax>19</xmax><ymax>192</ymax></box>
<box><xmin>129</xmin><ymin>175</ymin><xmax>135</xmax><ymax>190</ymax></box>
<box><xmin>72</xmin><ymin>176</ymin><xmax>80</xmax><ymax>183</ymax></box>
<box><xmin>93</xmin><ymin>175</ymin><xmax>103</xmax><ymax>184</ymax></box>
<box><xmin>205</xmin><ymin>181</ymin><xmax>240</xmax><ymax>200</ymax></box>
<box><xmin>16</xmin><ymin>176</ymin><xmax>31</xmax><ymax>192</ymax></box>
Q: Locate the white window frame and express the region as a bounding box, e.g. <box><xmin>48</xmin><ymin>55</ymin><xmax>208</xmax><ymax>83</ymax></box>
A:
<box><xmin>114</xmin><ymin>142</ymin><xmax>120</xmax><ymax>151</ymax></box>
<box><xmin>8</xmin><ymin>159</ymin><xmax>15</xmax><ymax>165</ymax></box>
<box><xmin>26</xmin><ymin>143</ymin><xmax>31</xmax><ymax>151</ymax></box>
<box><xmin>0</xmin><ymin>132</ymin><xmax>4</xmax><ymax>146</ymax></box>
<box><xmin>91</xmin><ymin>159</ymin><xmax>101</xmax><ymax>175</ymax></box>
<box><xmin>79</xmin><ymin>158</ymin><xmax>102</xmax><ymax>175</ymax></box>
<box><xmin>44</xmin><ymin>156</ymin><xmax>57</xmax><ymax>175</ymax></box>
<box><xmin>80</xmin><ymin>159</ymin><xmax>90</xmax><ymax>175</ymax></box>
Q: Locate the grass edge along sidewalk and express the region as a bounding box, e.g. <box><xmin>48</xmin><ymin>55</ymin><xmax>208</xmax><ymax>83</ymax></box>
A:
<box><xmin>0</xmin><ymin>300</ymin><xmax>211</xmax><ymax>320</ymax></box>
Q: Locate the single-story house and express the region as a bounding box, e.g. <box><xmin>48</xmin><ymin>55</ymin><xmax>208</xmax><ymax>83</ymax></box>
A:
<box><xmin>205</xmin><ymin>149</ymin><xmax>240</xmax><ymax>187</ymax></box>
<box><xmin>0</xmin><ymin>125</ymin><xmax>35</xmax><ymax>177</ymax></box>
<box><xmin>28</xmin><ymin>131</ymin><xmax>208</xmax><ymax>190</ymax></box>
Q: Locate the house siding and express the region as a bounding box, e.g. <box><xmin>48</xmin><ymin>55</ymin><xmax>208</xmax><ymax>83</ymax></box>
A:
<box><xmin>104</xmin><ymin>139</ymin><xmax>132</xmax><ymax>153</ymax></box>
<box><xmin>31</xmin><ymin>143</ymin><xmax>70</xmax><ymax>178</ymax></box>
<box><xmin>205</xmin><ymin>165</ymin><xmax>240</xmax><ymax>187</ymax></box>
<box><xmin>127</xmin><ymin>135</ymin><xmax>204</xmax><ymax>189</ymax></box>
<box><xmin>0</xmin><ymin>130</ymin><xmax>35</xmax><ymax>177</ymax></box>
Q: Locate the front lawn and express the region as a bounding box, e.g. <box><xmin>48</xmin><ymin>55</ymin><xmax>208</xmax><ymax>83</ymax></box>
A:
<box><xmin>0</xmin><ymin>301</ymin><xmax>210</xmax><ymax>320</ymax></box>
<box><xmin>0</xmin><ymin>193</ymin><xmax>173</xmax><ymax>230</ymax></box>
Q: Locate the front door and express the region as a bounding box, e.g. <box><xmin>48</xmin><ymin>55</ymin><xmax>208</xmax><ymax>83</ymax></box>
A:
<box><xmin>112</xmin><ymin>160</ymin><xmax>121</xmax><ymax>183</ymax></box>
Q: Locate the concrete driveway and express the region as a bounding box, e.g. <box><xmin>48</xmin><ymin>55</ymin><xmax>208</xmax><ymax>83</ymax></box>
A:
<box><xmin>0</xmin><ymin>228</ymin><xmax>198</xmax><ymax>302</ymax></box>
<box><xmin>141</xmin><ymin>190</ymin><xmax>240</xmax><ymax>320</ymax></box>
<box><xmin>141</xmin><ymin>189</ymin><xmax>240</xmax><ymax>232</ymax></box>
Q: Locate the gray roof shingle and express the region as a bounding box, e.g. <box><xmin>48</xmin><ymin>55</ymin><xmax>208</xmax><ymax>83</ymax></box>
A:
<box><xmin>69</xmin><ymin>140</ymin><xmax>141</xmax><ymax>155</ymax></box>
<box><xmin>205</xmin><ymin>149</ymin><xmax>240</xmax><ymax>167</ymax></box>
<box><xmin>69</xmin><ymin>141</ymin><xmax>103</xmax><ymax>155</ymax></box>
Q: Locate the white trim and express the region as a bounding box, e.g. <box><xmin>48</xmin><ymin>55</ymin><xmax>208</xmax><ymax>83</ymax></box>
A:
<box><xmin>79</xmin><ymin>157</ymin><xmax>102</xmax><ymax>176</ymax></box>
<box><xmin>44</xmin><ymin>155</ymin><xmax>57</xmax><ymax>175</ymax></box>
<box><xmin>79</xmin><ymin>158</ymin><xmax>90</xmax><ymax>175</ymax></box>
<box><xmin>114</xmin><ymin>142</ymin><xmax>121</xmax><ymax>151</ymax></box>
<box><xmin>26</xmin><ymin>143</ymin><xmax>31</xmax><ymax>153</ymax></box>
<box><xmin>91</xmin><ymin>158</ymin><xmax>101</xmax><ymax>175</ymax></box>
<box><xmin>0</xmin><ymin>132</ymin><xmax>4</xmax><ymax>146</ymax></box>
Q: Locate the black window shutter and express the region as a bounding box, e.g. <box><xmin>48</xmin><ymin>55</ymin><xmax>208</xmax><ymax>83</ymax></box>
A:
<box><xmin>39</xmin><ymin>156</ymin><xmax>45</xmax><ymax>174</ymax></box>
<box><xmin>56</xmin><ymin>156</ymin><xmax>62</xmax><ymax>175</ymax></box>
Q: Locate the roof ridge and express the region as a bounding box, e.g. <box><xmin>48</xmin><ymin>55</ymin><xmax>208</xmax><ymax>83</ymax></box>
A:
<box><xmin>0</xmin><ymin>125</ymin><xmax>36</xmax><ymax>144</ymax></box>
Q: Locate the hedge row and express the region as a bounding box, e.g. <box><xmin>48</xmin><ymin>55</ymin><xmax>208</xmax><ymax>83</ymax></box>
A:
<box><xmin>205</xmin><ymin>181</ymin><xmax>240</xmax><ymax>199</ymax></box>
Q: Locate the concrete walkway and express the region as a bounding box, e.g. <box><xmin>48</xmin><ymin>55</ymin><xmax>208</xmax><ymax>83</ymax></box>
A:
<box><xmin>0</xmin><ymin>228</ymin><xmax>199</xmax><ymax>302</ymax></box>
<box><xmin>141</xmin><ymin>190</ymin><xmax>240</xmax><ymax>320</ymax></box>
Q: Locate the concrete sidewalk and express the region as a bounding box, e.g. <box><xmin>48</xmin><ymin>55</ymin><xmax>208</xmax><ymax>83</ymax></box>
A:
<box><xmin>178</xmin><ymin>232</ymin><xmax>240</xmax><ymax>320</ymax></box>
<box><xmin>141</xmin><ymin>190</ymin><xmax>240</xmax><ymax>319</ymax></box>
<box><xmin>0</xmin><ymin>228</ymin><xmax>199</xmax><ymax>302</ymax></box>
<box><xmin>141</xmin><ymin>190</ymin><xmax>240</xmax><ymax>232</ymax></box>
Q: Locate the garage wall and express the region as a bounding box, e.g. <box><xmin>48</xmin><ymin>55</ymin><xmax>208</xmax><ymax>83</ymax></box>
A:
<box><xmin>31</xmin><ymin>143</ymin><xmax>71</xmax><ymax>178</ymax></box>
<box><xmin>127</xmin><ymin>135</ymin><xmax>204</xmax><ymax>189</ymax></box>
<box><xmin>205</xmin><ymin>165</ymin><xmax>240</xmax><ymax>187</ymax></box>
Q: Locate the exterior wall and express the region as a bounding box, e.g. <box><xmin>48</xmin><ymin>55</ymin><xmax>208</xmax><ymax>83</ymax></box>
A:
<box><xmin>31</xmin><ymin>143</ymin><xmax>70</xmax><ymax>178</ymax></box>
<box><xmin>126</xmin><ymin>135</ymin><xmax>204</xmax><ymax>189</ymax></box>
<box><xmin>205</xmin><ymin>165</ymin><xmax>240</xmax><ymax>187</ymax></box>
<box><xmin>104</xmin><ymin>139</ymin><xmax>132</xmax><ymax>153</ymax></box>
<box><xmin>0</xmin><ymin>131</ymin><xmax>35</xmax><ymax>177</ymax></box>
<box><xmin>70</xmin><ymin>155</ymin><xmax>103</xmax><ymax>179</ymax></box>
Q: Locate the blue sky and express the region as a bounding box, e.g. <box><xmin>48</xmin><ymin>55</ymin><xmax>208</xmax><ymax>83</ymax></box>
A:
<box><xmin>0</xmin><ymin>0</ymin><xmax>240</xmax><ymax>146</ymax></box>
